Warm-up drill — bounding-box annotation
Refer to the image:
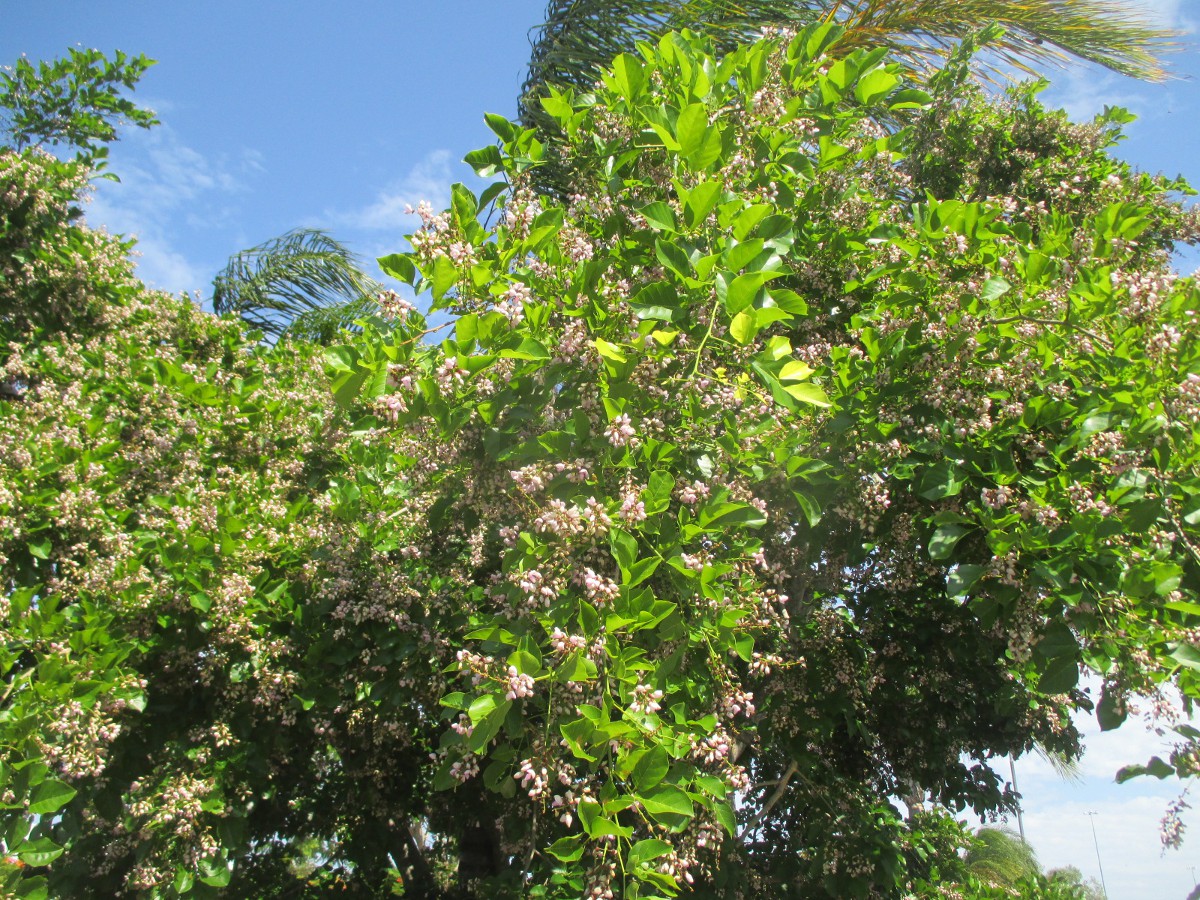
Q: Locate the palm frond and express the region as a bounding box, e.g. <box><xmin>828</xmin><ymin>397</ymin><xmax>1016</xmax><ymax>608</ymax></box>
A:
<box><xmin>830</xmin><ymin>0</ymin><xmax>1175</xmax><ymax>82</ymax></box>
<box><xmin>211</xmin><ymin>228</ymin><xmax>383</xmax><ymax>342</ymax></box>
<box><xmin>1035</xmin><ymin>744</ymin><xmax>1084</xmax><ymax>783</ymax></box>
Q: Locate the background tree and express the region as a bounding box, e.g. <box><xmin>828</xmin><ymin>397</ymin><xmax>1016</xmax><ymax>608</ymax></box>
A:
<box><xmin>1046</xmin><ymin>867</ymin><xmax>1106</xmax><ymax>900</ymax></box>
<box><xmin>519</xmin><ymin>0</ymin><xmax>1174</xmax><ymax>195</ymax></box>
<box><xmin>523</xmin><ymin>0</ymin><xmax>1172</xmax><ymax>105</ymax></box>
<box><xmin>0</xmin><ymin>47</ymin><xmax>157</xmax><ymax>167</ymax></box>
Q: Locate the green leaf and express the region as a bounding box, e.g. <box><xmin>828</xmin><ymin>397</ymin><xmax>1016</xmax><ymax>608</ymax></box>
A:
<box><xmin>540</xmin><ymin>90</ymin><xmax>575</xmax><ymax>121</ymax></box>
<box><xmin>724</xmin><ymin>271</ymin><xmax>778</xmax><ymax>314</ymax></box>
<box><xmin>888</xmin><ymin>88</ymin><xmax>931</xmax><ymax>109</ymax></box>
<box><xmin>928</xmin><ymin>524</ymin><xmax>969</xmax><ymax>560</ymax></box>
<box><xmin>546</xmin><ymin>835</ymin><xmax>586</xmax><ymax>862</ymax></box>
<box><xmin>485</xmin><ymin>112</ymin><xmax>515</xmax><ymax>142</ymax></box>
<box><xmin>633</xmin><ymin>745</ymin><xmax>669</xmax><ymax>790</ymax></box>
<box><xmin>610</xmin><ymin>528</ymin><xmax>638</xmax><ymax>573</ymax></box>
<box><xmin>730</xmin><ymin>310</ymin><xmax>757</xmax><ymax>344</ymax></box>
<box><xmin>468</xmin><ymin>694</ymin><xmax>498</xmax><ymax>725</ymax></box>
<box><xmin>645</xmin><ymin>470</ymin><xmax>675</xmax><ymax>515</ymax></box>
<box><xmin>689</xmin><ymin>127</ymin><xmax>724</xmax><ymax>170</ymax></box>
<box><xmin>499</xmin><ymin>338</ymin><xmax>550</xmax><ymax>360</ymax></box>
<box><xmin>27</xmin><ymin>778</ymin><xmax>76</xmax><ymax>815</ymax></box>
<box><xmin>782</xmin><ymin>383</ymin><xmax>830</xmax><ymax>408</ymax></box>
<box><xmin>1098</xmin><ymin>685</ymin><xmax>1127</xmax><ymax>731</ymax></box>
<box><xmin>980</xmin><ymin>276</ymin><xmax>1013</xmax><ymax>302</ymax></box>
<box><xmin>640</xmin><ymin>784</ymin><xmax>694</xmax><ymax>820</ymax></box>
<box><xmin>198</xmin><ymin>857</ymin><xmax>233</xmax><ymax>888</ymax></box>
<box><xmin>723</xmin><ymin>238</ymin><xmax>764</xmax><ymax>273</ymax></box>
<box><xmin>624</xmin><ymin>557</ymin><xmax>661</xmax><ymax>587</ymax></box>
<box><xmin>779</xmin><ymin>360</ymin><xmax>813</xmax><ymax>382</ymax></box>
<box><xmin>594</xmin><ymin>338</ymin><xmax>627</xmax><ymax>363</ymax></box>
<box><xmin>655</xmin><ymin>239</ymin><xmax>692</xmax><ymax>280</ymax></box>
<box><xmin>641</xmin><ymin>202</ymin><xmax>676</xmax><ymax>231</ymax></box>
<box><xmin>917</xmin><ymin>461</ymin><xmax>966</xmax><ymax>500</ymax></box>
<box><xmin>683</xmin><ymin>181</ymin><xmax>722</xmax><ymax>228</ymax></box>
<box><xmin>675</xmin><ymin>102</ymin><xmax>709</xmax><ymax>157</ymax></box>
<box><xmin>430</xmin><ymin>255</ymin><xmax>458</xmax><ymax>301</ymax></box>
<box><xmin>1037</xmin><ymin>655</ymin><xmax>1079</xmax><ymax>694</ymax></box>
<box><xmin>1117</xmin><ymin>756</ymin><xmax>1175</xmax><ymax>783</ymax></box>
<box><xmin>793</xmin><ymin>491</ymin><xmax>822</xmax><ymax>527</ymax></box>
<box><xmin>712</xmin><ymin>799</ymin><xmax>737</xmax><ymax>835</ymax></box>
<box><xmin>589</xmin><ymin>817</ymin><xmax>633</xmax><ymax>839</ymax></box>
<box><xmin>468</xmin><ymin>699</ymin><xmax>512</xmax><ymax>752</ymax></box>
<box><xmin>854</xmin><ymin>68</ymin><xmax>898</xmax><ymax>105</ymax></box>
<box><xmin>1037</xmin><ymin>621</ymin><xmax>1078</xmax><ymax>661</ymax></box>
<box><xmin>451</xmin><ymin>183</ymin><xmax>477</xmax><ymax>226</ymax></box>
<box><xmin>609</xmin><ymin>53</ymin><xmax>644</xmax><ymax>101</ymax></box>
<box><xmin>463</xmin><ymin>145</ymin><xmax>504</xmax><ymax>177</ymax></box>
<box><xmin>508</xmin><ymin>649</ymin><xmax>542</xmax><ymax>676</ymax></box>
<box><xmin>700</xmin><ymin>501</ymin><xmax>766</xmax><ymax>529</ymax></box>
<box><xmin>628</xmin><ymin>838</ymin><xmax>673</xmax><ymax>869</ymax></box>
<box><xmin>16</xmin><ymin>838</ymin><xmax>63</xmax><ymax>867</ymax></box>
<box><xmin>946</xmin><ymin>564</ymin><xmax>986</xmax><ymax>597</ymax></box>
<box><xmin>631</xmin><ymin>282</ymin><xmax>681</xmax><ymax>322</ymax></box>
<box><xmin>1169</xmin><ymin>643</ymin><xmax>1200</xmax><ymax>671</ymax></box>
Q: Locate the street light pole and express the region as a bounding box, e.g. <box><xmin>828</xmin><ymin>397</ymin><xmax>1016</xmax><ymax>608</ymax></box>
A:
<box><xmin>1086</xmin><ymin>811</ymin><xmax>1110</xmax><ymax>899</ymax></box>
<box><xmin>1009</xmin><ymin>757</ymin><xmax>1026</xmax><ymax>843</ymax></box>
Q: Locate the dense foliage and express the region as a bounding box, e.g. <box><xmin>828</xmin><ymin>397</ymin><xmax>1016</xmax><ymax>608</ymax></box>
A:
<box><xmin>3</xmin><ymin>25</ymin><xmax>1200</xmax><ymax>899</ymax></box>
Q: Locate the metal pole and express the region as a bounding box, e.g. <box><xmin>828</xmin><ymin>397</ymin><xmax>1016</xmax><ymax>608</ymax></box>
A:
<box><xmin>1086</xmin><ymin>811</ymin><xmax>1109</xmax><ymax>899</ymax></box>
<box><xmin>1009</xmin><ymin>757</ymin><xmax>1026</xmax><ymax>843</ymax></box>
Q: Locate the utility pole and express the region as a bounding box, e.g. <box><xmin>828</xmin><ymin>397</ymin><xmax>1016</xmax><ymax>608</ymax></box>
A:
<box><xmin>1086</xmin><ymin>811</ymin><xmax>1109</xmax><ymax>899</ymax></box>
<box><xmin>1009</xmin><ymin>756</ymin><xmax>1026</xmax><ymax>842</ymax></box>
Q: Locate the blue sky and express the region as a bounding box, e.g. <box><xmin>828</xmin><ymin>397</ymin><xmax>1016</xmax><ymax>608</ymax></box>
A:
<box><xmin>4</xmin><ymin>2</ymin><xmax>1200</xmax><ymax>896</ymax></box>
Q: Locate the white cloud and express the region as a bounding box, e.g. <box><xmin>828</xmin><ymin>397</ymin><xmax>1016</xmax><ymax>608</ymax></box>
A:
<box><xmin>1126</xmin><ymin>0</ymin><xmax>1192</xmax><ymax>32</ymax></box>
<box><xmin>330</xmin><ymin>148</ymin><xmax>454</xmax><ymax>233</ymax></box>
<box><xmin>960</xmin><ymin>679</ymin><xmax>1198</xmax><ymax>899</ymax></box>
<box><xmin>1028</xmin><ymin>0</ymin><xmax>1195</xmax><ymax>121</ymax></box>
<box><xmin>123</xmin><ymin>235</ymin><xmax>208</xmax><ymax>299</ymax></box>
<box><xmin>1042</xmin><ymin>65</ymin><xmax>1150</xmax><ymax>122</ymax></box>
<box><xmin>84</xmin><ymin>125</ymin><xmax>258</xmax><ymax>294</ymax></box>
<box><xmin>1023</xmin><ymin>792</ymin><xmax>1194</xmax><ymax>900</ymax></box>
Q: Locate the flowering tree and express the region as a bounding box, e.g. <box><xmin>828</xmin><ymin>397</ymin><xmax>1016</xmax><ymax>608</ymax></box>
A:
<box><xmin>3</xmin><ymin>25</ymin><xmax>1200</xmax><ymax>899</ymax></box>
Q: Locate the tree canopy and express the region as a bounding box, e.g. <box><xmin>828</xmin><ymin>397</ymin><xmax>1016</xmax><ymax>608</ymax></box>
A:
<box><xmin>2</xmin><ymin>23</ymin><xmax>1200</xmax><ymax>900</ymax></box>
<box><xmin>0</xmin><ymin>47</ymin><xmax>157</xmax><ymax>166</ymax></box>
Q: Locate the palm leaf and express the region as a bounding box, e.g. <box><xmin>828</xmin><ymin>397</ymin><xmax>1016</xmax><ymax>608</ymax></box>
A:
<box><xmin>211</xmin><ymin>228</ymin><xmax>383</xmax><ymax>342</ymax></box>
<box><xmin>827</xmin><ymin>0</ymin><xmax>1174</xmax><ymax>82</ymax></box>
<box><xmin>1035</xmin><ymin>744</ymin><xmax>1084</xmax><ymax>783</ymax></box>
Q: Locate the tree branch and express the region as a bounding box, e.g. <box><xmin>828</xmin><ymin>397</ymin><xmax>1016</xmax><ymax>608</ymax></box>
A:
<box><xmin>739</xmin><ymin>760</ymin><xmax>798</xmax><ymax>838</ymax></box>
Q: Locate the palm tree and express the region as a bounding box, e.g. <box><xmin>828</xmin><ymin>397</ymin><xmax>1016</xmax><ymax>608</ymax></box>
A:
<box><xmin>965</xmin><ymin>826</ymin><xmax>1042</xmax><ymax>886</ymax></box>
<box><xmin>211</xmin><ymin>228</ymin><xmax>385</xmax><ymax>343</ymax></box>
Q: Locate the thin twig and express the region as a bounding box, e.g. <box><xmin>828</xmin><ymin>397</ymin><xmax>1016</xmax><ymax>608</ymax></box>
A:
<box><xmin>985</xmin><ymin>315</ymin><xmax>1113</xmax><ymax>351</ymax></box>
<box><xmin>739</xmin><ymin>759</ymin><xmax>798</xmax><ymax>838</ymax></box>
